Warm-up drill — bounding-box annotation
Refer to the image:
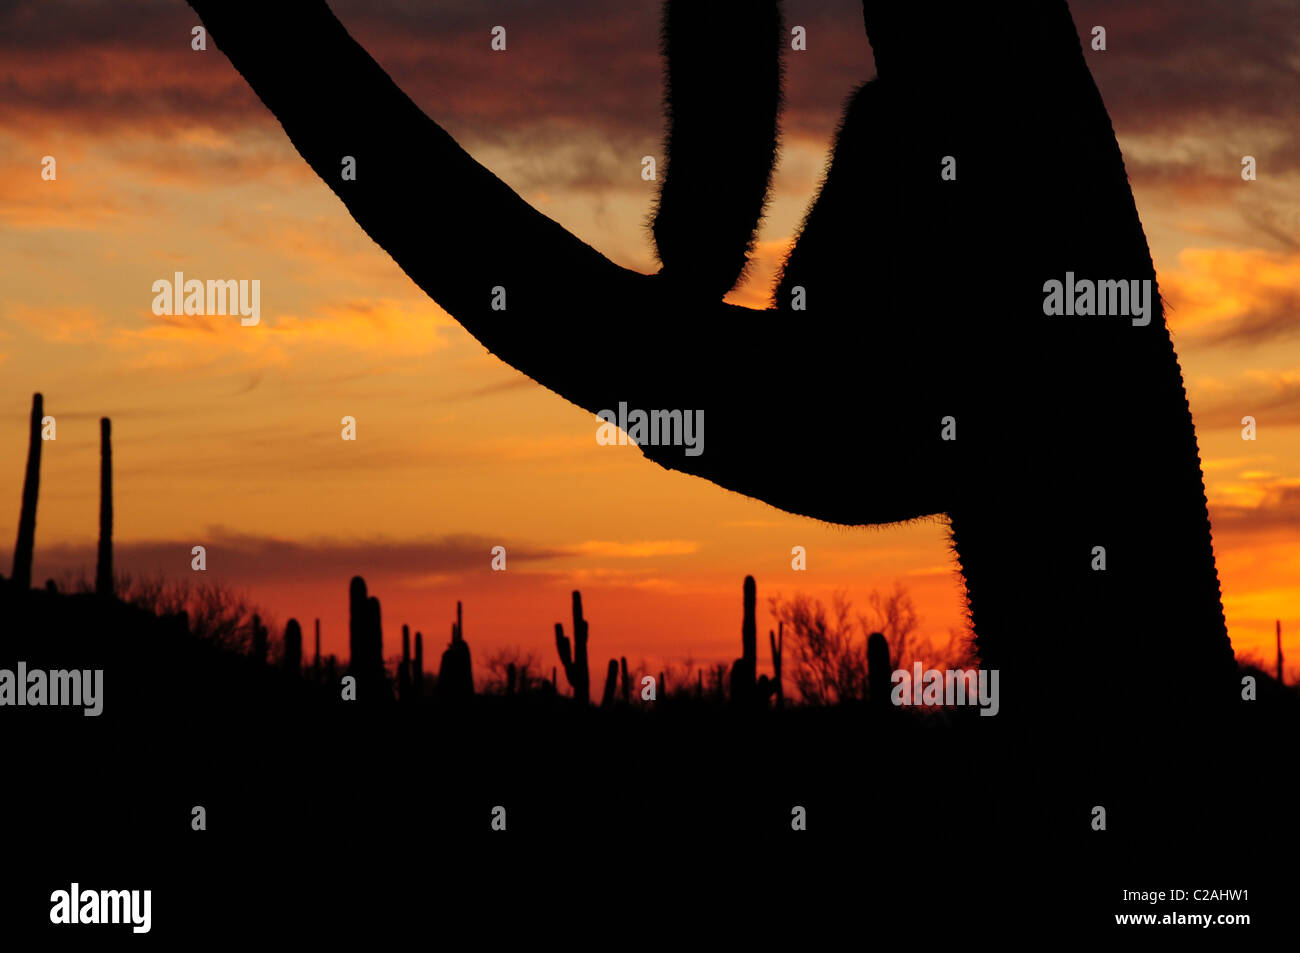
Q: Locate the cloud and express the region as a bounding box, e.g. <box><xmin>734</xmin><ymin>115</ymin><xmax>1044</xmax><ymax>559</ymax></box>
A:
<box><xmin>1161</xmin><ymin>248</ymin><xmax>1300</xmax><ymax>348</ymax></box>
<box><xmin>567</xmin><ymin>540</ymin><xmax>699</xmax><ymax>558</ymax></box>
<box><xmin>1189</xmin><ymin>370</ymin><xmax>1300</xmax><ymax>430</ymax></box>
<box><xmin>1209</xmin><ymin>479</ymin><xmax>1300</xmax><ymax>534</ymax></box>
<box><xmin>32</xmin><ymin>528</ymin><xmax>570</xmax><ymax>585</ymax></box>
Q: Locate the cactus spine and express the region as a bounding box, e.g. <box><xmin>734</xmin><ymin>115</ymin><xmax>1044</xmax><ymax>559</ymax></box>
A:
<box><xmin>10</xmin><ymin>393</ymin><xmax>42</xmax><ymax>592</ymax></box>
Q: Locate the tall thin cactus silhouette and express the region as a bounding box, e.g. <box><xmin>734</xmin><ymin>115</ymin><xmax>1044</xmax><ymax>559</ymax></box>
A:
<box><xmin>555</xmin><ymin>590</ymin><xmax>590</xmax><ymax>704</ymax></box>
<box><xmin>1277</xmin><ymin>620</ymin><xmax>1284</xmax><ymax>686</ymax></box>
<box><xmin>10</xmin><ymin>392</ymin><xmax>42</xmax><ymax>592</ymax></box>
<box><xmin>731</xmin><ymin>576</ymin><xmax>777</xmax><ymax>706</ymax></box>
<box><xmin>95</xmin><ymin>417</ymin><xmax>113</xmax><ymax>598</ymax></box>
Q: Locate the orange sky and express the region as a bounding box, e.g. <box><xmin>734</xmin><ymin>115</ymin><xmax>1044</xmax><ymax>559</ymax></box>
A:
<box><xmin>1</xmin><ymin>0</ymin><xmax>1296</xmax><ymax>683</ymax></box>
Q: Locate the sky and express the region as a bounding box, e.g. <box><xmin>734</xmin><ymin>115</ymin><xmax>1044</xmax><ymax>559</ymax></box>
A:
<box><xmin>1</xmin><ymin>0</ymin><xmax>1297</xmax><ymax>683</ymax></box>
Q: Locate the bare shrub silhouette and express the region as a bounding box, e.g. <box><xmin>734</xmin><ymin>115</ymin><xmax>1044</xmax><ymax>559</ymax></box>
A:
<box><xmin>483</xmin><ymin>646</ymin><xmax>544</xmax><ymax>695</ymax></box>
<box><xmin>769</xmin><ymin>584</ymin><xmax>972</xmax><ymax>705</ymax></box>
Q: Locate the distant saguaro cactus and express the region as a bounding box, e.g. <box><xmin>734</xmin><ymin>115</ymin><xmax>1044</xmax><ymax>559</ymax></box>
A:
<box><xmin>313</xmin><ymin>619</ymin><xmax>321</xmax><ymax>672</ymax></box>
<box><xmin>10</xmin><ymin>392</ymin><xmax>43</xmax><ymax>592</ymax></box>
<box><xmin>731</xmin><ymin>576</ymin><xmax>778</xmax><ymax>705</ymax></box>
<box><xmin>868</xmin><ymin>631</ymin><xmax>891</xmax><ymax>706</ymax></box>
<box><xmin>95</xmin><ymin>417</ymin><xmax>113</xmax><ymax>598</ymax></box>
<box><xmin>399</xmin><ymin>623</ymin><xmax>412</xmax><ymax>700</ymax></box>
<box><xmin>769</xmin><ymin>622</ymin><xmax>784</xmax><ymax>707</ymax></box>
<box><xmin>251</xmin><ymin>613</ymin><xmax>268</xmax><ymax>663</ymax></box>
<box><xmin>347</xmin><ymin>575</ymin><xmax>387</xmax><ymax>698</ymax></box>
<box><xmin>601</xmin><ymin>659</ymin><xmax>618</xmax><ymax>708</ymax></box>
<box><xmin>1277</xmin><ymin>620</ymin><xmax>1284</xmax><ymax>686</ymax></box>
<box><xmin>414</xmin><ymin>630</ymin><xmax>424</xmax><ymax>697</ymax></box>
<box><xmin>284</xmin><ymin>618</ymin><xmax>303</xmax><ymax>674</ymax></box>
<box><xmin>438</xmin><ymin>601</ymin><xmax>474</xmax><ymax>700</ymax></box>
<box><xmin>555</xmin><ymin>590</ymin><xmax>591</xmax><ymax>704</ymax></box>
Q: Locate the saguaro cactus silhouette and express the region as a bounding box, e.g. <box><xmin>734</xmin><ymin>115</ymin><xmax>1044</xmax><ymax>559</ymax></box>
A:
<box><xmin>438</xmin><ymin>601</ymin><xmax>474</xmax><ymax>700</ymax></box>
<box><xmin>729</xmin><ymin>576</ymin><xmax>759</xmax><ymax>702</ymax></box>
<box><xmin>731</xmin><ymin>576</ymin><xmax>778</xmax><ymax>706</ymax></box>
<box><xmin>601</xmin><ymin>659</ymin><xmax>619</xmax><ymax>709</ymax></box>
<box><xmin>413</xmin><ymin>630</ymin><xmax>424</xmax><ymax>697</ymax></box>
<box><xmin>284</xmin><ymin>618</ymin><xmax>303</xmax><ymax>674</ymax></box>
<box><xmin>399</xmin><ymin>623</ymin><xmax>411</xmax><ymax>700</ymax></box>
<box><xmin>770</xmin><ymin>623</ymin><xmax>784</xmax><ymax>708</ymax></box>
<box><xmin>186</xmin><ymin>0</ymin><xmax>1239</xmax><ymax>733</ymax></box>
<box><xmin>347</xmin><ymin>575</ymin><xmax>386</xmax><ymax>696</ymax></box>
<box><xmin>10</xmin><ymin>392</ymin><xmax>43</xmax><ymax>592</ymax></box>
<box><xmin>1277</xmin><ymin>620</ymin><xmax>1284</xmax><ymax>686</ymax></box>
<box><xmin>95</xmin><ymin>417</ymin><xmax>113</xmax><ymax>598</ymax></box>
<box><xmin>555</xmin><ymin>591</ymin><xmax>591</xmax><ymax>704</ymax></box>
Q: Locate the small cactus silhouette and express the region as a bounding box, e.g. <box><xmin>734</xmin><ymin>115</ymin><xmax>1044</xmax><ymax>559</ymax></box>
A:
<box><xmin>868</xmin><ymin>631</ymin><xmax>891</xmax><ymax>706</ymax></box>
<box><xmin>601</xmin><ymin>659</ymin><xmax>618</xmax><ymax>708</ymax></box>
<box><xmin>283</xmin><ymin>618</ymin><xmax>302</xmax><ymax>674</ymax></box>
<box><xmin>399</xmin><ymin>623</ymin><xmax>412</xmax><ymax>700</ymax></box>
<box><xmin>251</xmin><ymin>613</ymin><xmax>268</xmax><ymax>663</ymax></box>
<box><xmin>769</xmin><ymin>623</ymin><xmax>784</xmax><ymax>707</ymax></box>
<box><xmin>413</xmin><ymin>630</ymin><xmax>424</xmax><ymax>697</ymax></box>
